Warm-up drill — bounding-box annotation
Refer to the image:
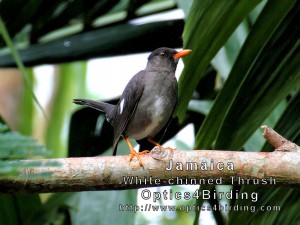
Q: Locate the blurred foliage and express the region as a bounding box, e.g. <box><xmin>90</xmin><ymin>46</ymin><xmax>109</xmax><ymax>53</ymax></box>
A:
<box><xmin>0</xmin><ymin>0</ymin><xmax>179</xmax><ymax>67</ymax></box>
<box><xmin>0</xmin><ymin>123</ymin><xmax>47</xmax><ymax>159</ymax></box>
<box><xmin>0</xmin><ymin>0</ymin><xmax>299</xmax><ymax>225</ymax></box>
<box><xmin>46</xmin><ymin>62</ymin><xmax>87</xmax><ymax>158</ymax></box>
<box><xmin>0</xmin><ymin>16</ymin><xmax>45</xmax><ymax>115</ymax></box>
<box><xmin>0</xmin><ymin>0</ymin><xmax>176</xmax><ymax>46</ymax></box>
<box><xmin>192</xmin><ymin>0</ymin><xmax>299</xmax><ymax>150</ymax></box>
<box><xmin>19</xmin><ymin>68</ymin><xmax>34</xmax><ymax>135</ymax></box>
<box><xmin>0</xmin><ymin>121</ymin><xmax>51</xmax><ymax>178</ymax></box>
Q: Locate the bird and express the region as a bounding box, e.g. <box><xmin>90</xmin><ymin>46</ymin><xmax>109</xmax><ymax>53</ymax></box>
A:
<box><xmin>73</xmin><ymin>47</ymin><xmax>191</xmax><ymax>166</ymax></box>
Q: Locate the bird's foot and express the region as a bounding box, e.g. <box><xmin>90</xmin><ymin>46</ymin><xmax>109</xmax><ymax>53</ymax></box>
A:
<box><xmin>165</xmin><ymin>147</ymin><xmax>177</xmax><ymax>151</ymax></box>
<box><xmin>129</xmin><ymin>150</ymin><xmax>149</xmax><ymax>167</ymax></box>
<box><xmin>125</xmin><ymin>136</ymin><xmax>149</xmax><ymax>167</ymax></box>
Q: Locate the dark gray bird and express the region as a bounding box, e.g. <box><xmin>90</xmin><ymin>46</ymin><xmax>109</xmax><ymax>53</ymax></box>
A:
<box><xmin>73</xmin><ymin>47</ymin><xmax>191</xmax><ymax>166</ymax></box>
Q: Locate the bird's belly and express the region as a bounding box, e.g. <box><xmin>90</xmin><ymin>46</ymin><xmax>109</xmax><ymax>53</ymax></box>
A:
<box><xmin>124</xmin><ymin>95</ymin><xmax>173</xmax><ymax>140</ymax></box>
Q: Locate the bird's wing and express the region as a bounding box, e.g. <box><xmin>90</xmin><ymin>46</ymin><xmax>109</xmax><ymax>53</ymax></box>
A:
<box><xmin>112</xmin><ymin>71</ymin><xmax>145</xmax><ymax>155</ymax></box>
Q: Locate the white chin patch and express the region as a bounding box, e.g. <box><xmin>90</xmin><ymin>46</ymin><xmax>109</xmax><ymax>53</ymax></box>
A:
<box><xmin>119</xmin><ymin>98</ymin><xmax>125</xmax><ymax>114</ymax></box>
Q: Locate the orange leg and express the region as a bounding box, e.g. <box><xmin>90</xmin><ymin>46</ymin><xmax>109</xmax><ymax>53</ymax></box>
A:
<box><xmin>125</xmin><ymin>136</ymin><xmax>149</xmax><ymax>166</ymax></box>
<box><xmin>147</xmin><ymin>138</ymin><xmax>176</xmax><ymax>151</ymax></box>
<box><xmin>147</xmin><ymin>138</ymin><xmax>162</xmax><ymax>147</ymax></box>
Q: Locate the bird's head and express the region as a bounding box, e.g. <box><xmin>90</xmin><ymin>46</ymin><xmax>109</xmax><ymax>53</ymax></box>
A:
<box><xmin>146</xmin><ymin>47</ymin><xmax>191</xmax><ymax>73</ymax></box>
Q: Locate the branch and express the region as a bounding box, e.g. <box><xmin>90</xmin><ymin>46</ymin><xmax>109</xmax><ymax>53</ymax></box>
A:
<box><xmin>1</xmin><ymin>125</ymin><xmax>299</xmax><ymax>194</ymax></box>
<box><xmin>261</xmin><ymin>125</ymin><xmax>300</xmax><ymax>152</ymax></box>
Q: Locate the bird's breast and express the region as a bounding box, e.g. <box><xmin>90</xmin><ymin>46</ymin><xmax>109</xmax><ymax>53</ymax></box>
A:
<box><xmin>124</xmin><ymin>73</ymin><xmax>177</xmax><ymax>140</ymax></box>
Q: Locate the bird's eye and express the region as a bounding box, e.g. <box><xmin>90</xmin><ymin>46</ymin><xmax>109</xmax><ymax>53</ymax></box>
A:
<box><xmin>159</xmin><ymin>52</ymin><xmax>166</xmax><ymax>57</ymax></box>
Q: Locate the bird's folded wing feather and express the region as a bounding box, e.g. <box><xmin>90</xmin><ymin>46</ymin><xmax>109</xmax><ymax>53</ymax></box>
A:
<box><xmin>112</xmin><ymin>71</ymin><xmax>145</xmax><ymax>154</ymax></box>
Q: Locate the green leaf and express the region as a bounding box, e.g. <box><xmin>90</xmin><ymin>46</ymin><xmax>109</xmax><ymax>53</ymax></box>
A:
<box><xmin>195</xmin><ymin>0</ymin><xmax>299</xmax><ymax>149</ymax></box>
<box><xmin>262</xmin><ymin>90</ymin><xmax>300</xmax><ymax>151</ymax></box>
<box><xmin>0</xmin><ymin>16</ymin><xmax>47</xmax><ymax>118</ymax></box>
<box><xmin>0</xmin><ymin>194</ymin><xmax>42</xmax><ymax>225</ymax></box>
<box><xmin>244</xmin><ymin>100</ymin><xmax>286</xmax><ymax>152</ymax></box>
<box><xmin>176</xmin><ymin>0</ymin><xmax>194</xmax><ymax>16</ymax></box>
<box><xmin>0</xmin><ymin>195</ymin><xmax>20</xmax><ymax>225</ymax></box>
<box><xmin>19</xmin><ymin>68</ymin><xmax>35</xmax><ymax>135</ymax></box>
<box><xmin>188</xmin><ymin>100</ymin><xmax>213</xmax><ymax>116</ymax></box>
<box><xmin>211</xmin><ymin>20</ymin><xmax>249</xmax><ymax>79</ymax></box>
<box><xmin>193</xmin><ymin>185</ymin><xmax>214</xmax><ymax>225</ymax></box>
<box><xmin>0</xmin><ymin>122</ymin><xmax>51</xmax><ymax>177</ymax></box>
<box><xmin>30</xmin><ymin>193</ymin><xmax>75</xmax><ymax>225</ymax></box>
<box><xmin>46</xmin><ymin>61</ymin><xmax>87</xmax><ymax>158</ymax></box>
<box><xmin>227</xmin><ymin>187</ymin><xmax>292</xmax><ymax>225</ymax></box>
<box><xmin>176</xmin><ymin>0</ymin><xmax>261</xmax><ymax>122</ymax></box>
<box><xmin>227</xmin><ymin>83</ymin><xmax>300</xmax><ymax>225</ymax></box>
<box><xmin>215</xmin><ymin>3</ymin><xmax>300</xmax><ymax>150</ymax></box>
<box><xmin>0</xmin><ymin>123</ymin><xmax>48</xmax><ymax>160</ymax></box>
<box><xmin>70</xmin><ymin>191</ymin><xmax>137</xmax><ymax>225</ymax></box>
<box><xmin>275</xmin><ymin>190</ymin><xmax>300</xmax><ymax>224</ymax></box>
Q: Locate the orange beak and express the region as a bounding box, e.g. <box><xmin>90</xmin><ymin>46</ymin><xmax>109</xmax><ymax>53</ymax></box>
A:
<box><xmin>173</xmin><ymin>49</ymin><xmax>192</xmax><ymax>59</ymax></box>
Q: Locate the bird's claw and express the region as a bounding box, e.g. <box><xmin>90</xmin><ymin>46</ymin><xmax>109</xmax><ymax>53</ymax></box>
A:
<box><xmin>129</xmin><ymin>150</ymin><xmax>149</xmax><ymax>167</ymax></box>
<box><xmin>165</xmin><ymin>147</ymin><xmax>176</xmax><ymax>151</ymax></box>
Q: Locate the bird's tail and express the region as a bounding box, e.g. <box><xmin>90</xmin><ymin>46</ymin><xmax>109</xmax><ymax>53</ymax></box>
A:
<box><xmin>73</xmin><ymin>99</ymin><xmax>115</xmax><ymax>118</ymax></box>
